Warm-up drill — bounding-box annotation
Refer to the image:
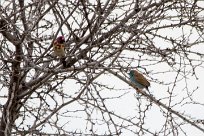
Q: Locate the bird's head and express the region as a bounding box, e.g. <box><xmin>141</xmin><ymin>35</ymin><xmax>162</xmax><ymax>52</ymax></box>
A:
<box><xmin>128</xmin><ymin>70</ymin><xmax>134</xmax><ymax>77</ymax></box>
<box><xmin>56</xmin><ymin>36</ymin><xmax>65</xmax><ymax>44</ymax></box>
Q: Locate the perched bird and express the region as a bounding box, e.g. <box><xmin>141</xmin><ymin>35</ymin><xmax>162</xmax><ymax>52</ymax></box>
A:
<box><xmin>53</xmin><ymin>36</ymin><xmax>66</xmax><ymax>67</ymax></box>
<box><xmin>128</xmin><ymin>70</ymin><xmax>150</xmax><ymax>91</ymax></box>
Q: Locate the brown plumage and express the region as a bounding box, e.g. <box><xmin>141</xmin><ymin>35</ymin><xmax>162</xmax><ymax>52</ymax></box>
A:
<box><xmin>53</xmin><ymin>36</ymin><xmax>65</xmax><ymax>57</ymax></box>
<box><xmin>53</xmin><ymin>36</ymin><xmax>66</xmax><ymax>67</ymax></box>
<box><xmin>129</xmin><ymin>70</ymin><xmax>150</xmax><ymax>90</ymax></box>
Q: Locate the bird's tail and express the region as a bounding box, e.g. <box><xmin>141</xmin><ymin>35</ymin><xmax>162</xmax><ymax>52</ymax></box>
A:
<box><xmin>60</xmin><ymin>57</ymin><xmax>66</xmax><ymax>68</ymax></box>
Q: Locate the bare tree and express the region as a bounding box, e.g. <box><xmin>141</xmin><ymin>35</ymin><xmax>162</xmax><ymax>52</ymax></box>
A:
<box><xmin>0</xmin><ymin>0</ymin><xmax>204</xmax><ymax>135</ymax></box>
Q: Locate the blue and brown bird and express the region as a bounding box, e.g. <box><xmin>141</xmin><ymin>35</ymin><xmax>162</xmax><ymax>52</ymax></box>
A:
<box><xmin>53</xmin><ymin>36</ymin><xmax>66</xmax><ymax>67</ymax></box>
<box><xmin>128</xmin><ymin>70</ymin><xmax>150</xmax><ymax>91</ymax></box>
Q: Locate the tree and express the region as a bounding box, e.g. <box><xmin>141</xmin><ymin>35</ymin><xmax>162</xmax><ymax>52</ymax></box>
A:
<box><xmin>0</xmin><ymin>0</ymin><xmax>204</xmax><ymax>135</ymax></box>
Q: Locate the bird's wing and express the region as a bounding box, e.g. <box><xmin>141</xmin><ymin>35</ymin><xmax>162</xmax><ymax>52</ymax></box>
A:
<box><xmin>134</xmin><ymin>71</ymin><xmax>150</xmax><ymax>87</ymax></box>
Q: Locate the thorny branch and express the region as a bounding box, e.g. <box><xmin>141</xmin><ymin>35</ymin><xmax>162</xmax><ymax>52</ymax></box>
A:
<box><xmin>0</xmin><ymin>0</ymin><xmax>204</xmax><ymax>135</ymax></box>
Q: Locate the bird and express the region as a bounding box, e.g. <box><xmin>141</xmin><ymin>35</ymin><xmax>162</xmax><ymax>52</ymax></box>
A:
<box><xmin>128</xmin><ymin>70</ymin><xmax>150</xmax><ymax>91</ymax></box>
<box><xmin>53</xmin><ymin>36</ymin><xmax>66</xmax><ymax>67</ymax></box>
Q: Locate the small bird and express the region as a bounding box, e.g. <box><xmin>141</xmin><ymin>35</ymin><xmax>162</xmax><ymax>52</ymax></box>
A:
<box><xmin>128</xmin><ymin>70</ymin><xmax>150</xmax><ymax>91</ymax></box>
<box><xmin>53</xmin><ymin>36</ymin><xmax>66</xmax><ymax>67</ymax></box>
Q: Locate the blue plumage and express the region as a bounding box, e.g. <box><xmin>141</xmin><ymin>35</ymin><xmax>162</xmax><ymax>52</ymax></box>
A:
<box><xmin>128</xmin><ymin>70</ymin><xmax>150</xmax><ymax>90</ymax></box>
